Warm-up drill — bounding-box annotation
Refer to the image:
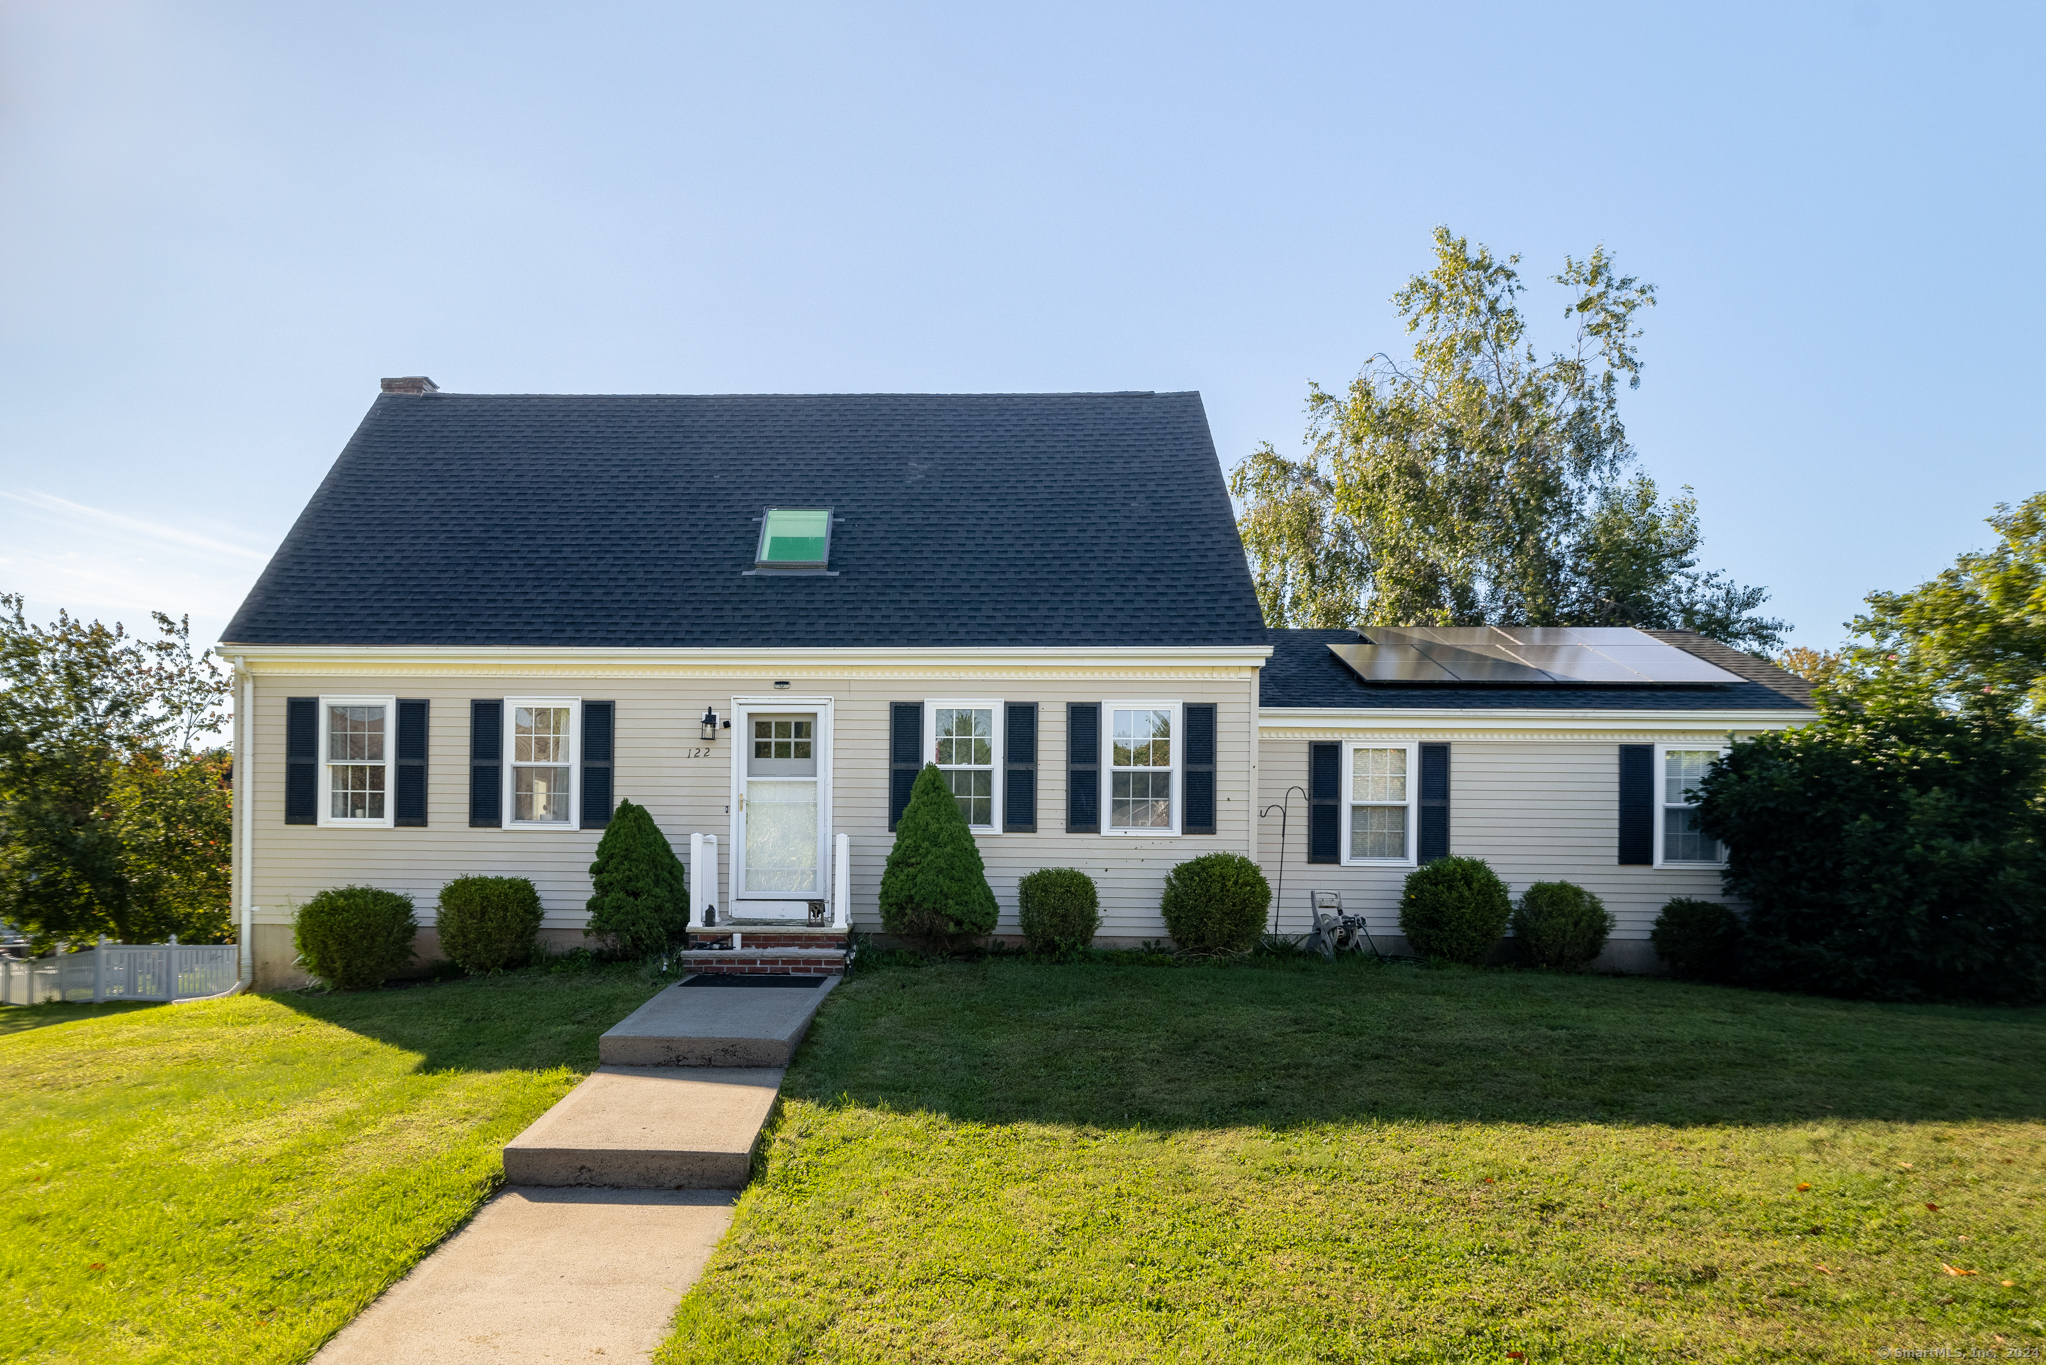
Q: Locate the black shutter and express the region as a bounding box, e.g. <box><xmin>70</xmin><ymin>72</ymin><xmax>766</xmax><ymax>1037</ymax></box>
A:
<box><xmin>1618</xmin><ymin>744</ymin><xmax>1655</xmax><ymax>865</ymax></box>
<box><xmin>1307</xmin><ymin>741</ymin><xmax>1341</xmax><ymax>863</ymax></box>
<box><xmin>889</xmin><ymin>702</ymin><xmax>921</xmax><ymax>831</ymax></box>
<box><xmin>1066</xmin><ymin>703</ymin><xmax>1099</xmax><ymax>832</ymax></box>
<box><xmin>581</xmin><ymin>702</ymin><xmax>615</xmax><ymax>829</ymax></box>
<box><xmin>285</xmin><ymin>697</ymin><xmax>318</xmax><ymax>825</ymax></box>
<box><xmin>469</xmin><ymin>700</ymin><xmax>502</xmax><ymax>828</ymax></box>
<box><xmin>1004</xmin><ymin>703</ymin><xmax>1037</xmax><ymax>832</ymax></box>
<box><xmin>1183</xmin><ymin>703</ymin><xmax>1217</xmax><ymax>835</ymax></box>
<box><xmin>394</xmin><ymin>699</ymin><xmax>429</xmax><ymax>827</ymax></box>
<box><xmin>1417</xmin><ymin>742</ymin><xmax>1449</xmax><ymax>862</ymax></box>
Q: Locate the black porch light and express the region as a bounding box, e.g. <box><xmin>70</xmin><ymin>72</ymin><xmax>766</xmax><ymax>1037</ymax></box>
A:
<box><xmin>700</xmin><ymin>707</ymin><xmax>720</xmax><ymax>741</ymax></box>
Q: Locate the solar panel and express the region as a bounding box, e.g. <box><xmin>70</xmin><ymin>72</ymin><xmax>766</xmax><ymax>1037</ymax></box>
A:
<box><xmin>1326</xmin><ymin>627</ymin><xmax>1745</xmax><ymax>687</ymax></box>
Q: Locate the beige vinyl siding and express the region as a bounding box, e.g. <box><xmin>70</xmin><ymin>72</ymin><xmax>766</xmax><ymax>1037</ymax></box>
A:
<box><xmin>1254</xmin><ymin>728</ymin><xmax>1779</xmax><ymax>941</ymax></box>
<box><xmin>242</xmin><ymin>667</ymin><xmax>1258</xmax><ymax>940</ymax></box>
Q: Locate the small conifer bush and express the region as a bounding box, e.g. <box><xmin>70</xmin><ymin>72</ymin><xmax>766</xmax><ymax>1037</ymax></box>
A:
<box><xmin>294</xmin><ymin>885</ymin><xmax>417</xmax><ymax>990</ymax></box>
<box><xmin>1017</xmin><ymin>868</ymin><xmax>1100</xmax><ymax>958</ymax></box>
<box><xmin>880</xmin><ymin>764</ymin><xmax>999</xmax><ymax>951</ymax></box>
<box><xmin>436</xmin><ymin>875</ymin><xmax>545</xmax><ymax>974</ymax></box>
<box><xmin>1398</xmin><ymin>856</ymin><xmax>1511</xmax><ymax>965</ymax></box>
<box><xmin>1511</xmin><ymin>880</ymin><xmax>1615</xmax><ymax>971</ymax></box>
<box><xmin>1652</xmin><ymin>897</ymin><xmax>1745</xmax><ymax>980</ymax></box>
<box><xmin>584</xmin><ymin>800</ymin><xmax>690</xmax><ymax>958</ymax></box>
<box><xmin>1160</xmin><ymin>852</ymin><xmax>1270</xmax><ymax>953</ymax></box>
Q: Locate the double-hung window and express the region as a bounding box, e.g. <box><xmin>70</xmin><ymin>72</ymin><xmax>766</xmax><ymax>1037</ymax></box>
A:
<box><xmin>505</xmin><ymin>697</ymin><xmax>580</xmax><ymax>828</ymax></box>
<box><xmin>320</xmin><ymin>695</ymin><xmax>395</xmax><ymax>827</ymax></box>
<box><xmin>1656</xmin><ymin>744</ymin><xmax>1726</xmax><ymax>865</ymax></box>
<box><xmin>1345</xmin><ymin>741</ymin><xmax>1417</xmax><ymax>864</ymax></box>
<box><xmin>926</xmin><ymin>700</ymin><xmax>1000</xmax><ymax>830</ymax></box>
<box><xmin>1105</xmin><ymin>701</ymin><xmax>1179</xmax><ymax>834</ymax></box>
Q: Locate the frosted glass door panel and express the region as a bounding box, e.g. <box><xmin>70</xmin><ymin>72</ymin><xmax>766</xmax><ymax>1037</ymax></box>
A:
<box><xmin>744</xmin><ymin>780</ymin><xmax>818</xmax><ymax>895</ymax></box>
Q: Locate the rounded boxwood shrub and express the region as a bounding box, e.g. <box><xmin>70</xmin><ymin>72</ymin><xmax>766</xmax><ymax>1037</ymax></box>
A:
<box><xmin>1160</xmin><ymin>852</ymin><xmax>1270</xmax><ymax>953</ymax></box>
<box><xmin>1511</xmin><ymin>880</ymin><xmax>1615</xmax><ymax>971</ymax></box>
<box><xmin>585</xmin><ymin>800</ymin><xmax>691</xmax><ymax>959</ymax></box>
<box><xmin>1398</xmin><ymin>856</ymin><xmax>1511</xmax><ymax>965</ymax></box>
<box><xmin>880</xmin><ymin>765</ymin><xmax>999</xmax><ymax>951</ymax></box>
<box><xmin>1017</xmin><ymin>868</ymin><xmax>1100</xmax><ymax>958</ymax></box>
<box><xmin>294</xmin><ymin>885</ymin><xmax>417</xmax><ymax>990</ymax></box>
<box><xmin>436</xmin><ymin>875</ymin><xmax>544</xmax><ymax>974</ymax></box>
<box><xmin>1651</xmin><ymin>897</ymin><xmax>1744</xmax><ymax>981</ymax></box>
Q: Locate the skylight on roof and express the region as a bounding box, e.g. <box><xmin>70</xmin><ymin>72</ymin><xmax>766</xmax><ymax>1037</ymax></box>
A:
<box><xmin>756</xmin><ymin>508</ymin><xmax>832</xmax><ymax>568</ymax></box>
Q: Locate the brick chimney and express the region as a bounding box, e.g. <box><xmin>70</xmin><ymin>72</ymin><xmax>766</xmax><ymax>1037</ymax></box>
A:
<box><xmin>380</xmin><ymin>376</ymin><xmax>439</xmax><ymax>395</ymax></box>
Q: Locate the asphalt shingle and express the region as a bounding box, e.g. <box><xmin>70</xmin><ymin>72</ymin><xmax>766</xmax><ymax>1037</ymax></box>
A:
<box><xmin>221</xmin><ymin>390</ymin><xmax>1268</xmax><ymax>648</ymax></box>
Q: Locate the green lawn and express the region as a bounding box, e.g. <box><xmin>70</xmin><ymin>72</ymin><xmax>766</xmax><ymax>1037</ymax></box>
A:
<box><xmin>0</xmin><ymin>963</ymin><xmax>672</xmax><ymax>1365</ymax></box>
<box><xmin>658</xmin><ymin>957</ymin><xmax>2046</xmax><ymax>1364</ymax></box>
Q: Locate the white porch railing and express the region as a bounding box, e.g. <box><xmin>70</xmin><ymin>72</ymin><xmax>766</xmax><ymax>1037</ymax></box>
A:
<box><xmin>0</xmin><ymin>940</ymin><xmax>240</xmax><ymax>1007</ymax></box>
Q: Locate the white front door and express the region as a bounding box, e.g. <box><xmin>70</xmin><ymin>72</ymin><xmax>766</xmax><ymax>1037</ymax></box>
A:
<box><xmin>731</xmin><ymin>700</ymin><xmax>832</xmax><ymax>917</ymax></box>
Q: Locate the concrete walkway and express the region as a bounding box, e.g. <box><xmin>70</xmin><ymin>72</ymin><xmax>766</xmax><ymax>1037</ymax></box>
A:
<box><xmin>313</xmin><ymin>974</ymin><xmax>842</xmax><ymax>1364</ymax></box>
<box><xmin>314</xmin><ymin>1188</ymin><xmax>733</xmax><ymax>1364</ymax></box>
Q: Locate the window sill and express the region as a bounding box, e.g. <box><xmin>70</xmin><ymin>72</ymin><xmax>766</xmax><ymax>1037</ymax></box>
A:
<box><xmin>315</xmin><ymin>821</ymin><xmax>396</xmax><ymax>830</ymax></box>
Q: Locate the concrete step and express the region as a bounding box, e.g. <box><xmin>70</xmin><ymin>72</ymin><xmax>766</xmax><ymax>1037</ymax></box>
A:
<box><xmin>501</xmin><ymin>1066</ymin><xmax>783</xmax><ymax>1189</ymax></box>
<box><xmin>599</xmin><ymin>973</ymin><xmax>840</xmax><ymax>1066</ymax></box>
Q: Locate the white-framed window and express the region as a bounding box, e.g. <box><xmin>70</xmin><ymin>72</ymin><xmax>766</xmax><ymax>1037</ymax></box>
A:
<box><xmin>924</xmin><ymin>700</ymin><xmax>1003</xmax><ymax>831</ymax></box>
<box><xmin>1344</xmin><ymin>740</ymin><xmax>1418</xmax><ymax>865</ymax></box>
<box><xmin>1103</xmin><ymin>700</ymin><xmax>1180</xmax><ymax>835</ymax></box>
<box><xmin>319</xmin><ymin>694</ymin><xmax>396</xmax><ymax>827</ymax></box>
<box><xmin>1655</xmin><ymin>743</ymin><xmax>1727</xmax><ymax>866</ymax></box>
<box><xmin>504</xmin><ymin>697</ymin><xmax>580</xmax><ymax>829</ymax></box>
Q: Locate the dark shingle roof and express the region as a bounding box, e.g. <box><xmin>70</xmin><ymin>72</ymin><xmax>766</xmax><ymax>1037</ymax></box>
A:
<box><xmin>1260</xmin><ymin>628</ymin><xmax>1815</xmax><ymax>711</ymax></box>
<box><xmin>222</xmin><ymin>391</ymin><xmax>1267</xmax><ymax>648</ymax></box>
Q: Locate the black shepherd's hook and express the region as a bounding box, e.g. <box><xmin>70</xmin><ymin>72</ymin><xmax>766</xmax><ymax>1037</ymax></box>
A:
<box><xmin>1258</xmin><ymin>786</ymin><xmax>1308</xmax><ymax>938</ymax></box>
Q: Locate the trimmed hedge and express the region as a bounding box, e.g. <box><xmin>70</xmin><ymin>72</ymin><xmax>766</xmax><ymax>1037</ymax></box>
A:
<box><xmin>1017</xmin><ymin>868</ymin><xmax>1100</xmax><ymax>958</ymax></box>
<box><xmin>1511</xmin><ymin>880</ymin><xmax>1614</xmax><ymax>971</ymax></box>
<box><xmin>880</xmin><ymin>764</ymin><xmax>999</xmax><ymax>951</ymax></box>
<box><xmin>1160</xmin><ymin>852</ymin><xmax>1270</xmax><ymax>953</ymax></box>
<box><xmin>584</xmin><ymin>800</ymin><xmax>690</xmax><ymax>958</ymax></box>
<box><xmin>1398</xmin><ymin>857</ymin><xmax>1510</xmax><ymax>965</ymax></box>
<box><xmin>294</xmin><ymin>885</ymin><xmax>417</xmax><ymax>990</ymax></box>
<box><xmin>1651</xmin><ymin>897</ymin><xmax>1744</xmax><ymax>981</ymax></box>
<box><xmin>436</xmin><ymin>875</ymin><xmax>544</xmax><ymax>974</ymax></box>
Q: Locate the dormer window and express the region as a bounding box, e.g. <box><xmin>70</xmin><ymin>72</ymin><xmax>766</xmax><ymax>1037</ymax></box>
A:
<box><xmin>756</xmin><ymin>508</ymin><xmax>832</xmax><ymax>569</ymax></box>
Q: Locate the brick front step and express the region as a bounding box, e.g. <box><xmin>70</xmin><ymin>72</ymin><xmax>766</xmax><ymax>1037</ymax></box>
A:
<box><xmin>690</xmin><ymin>932</ymin><xmax>847</xmax><ymax>950</ymax></box>
<box><xmin>678</xmin><ymin>948</ymin><xmax>845</xmax><ymax>976</ymax></box>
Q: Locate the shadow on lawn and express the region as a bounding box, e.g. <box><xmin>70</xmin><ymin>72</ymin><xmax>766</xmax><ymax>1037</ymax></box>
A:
<box><xmin>788</xmin><ymin>957</ymin><xmax>2046</xmax><ymax>1130</ymax></box>
<box><xmin>0</xmin><ymin>1000</ymin><xmax>162</xmax><ymax>1040</ymax></box>
<box><xmin>265</xmin><ymin>964</ymin><xmax>672</xmax><ymax>1074</ymax></box>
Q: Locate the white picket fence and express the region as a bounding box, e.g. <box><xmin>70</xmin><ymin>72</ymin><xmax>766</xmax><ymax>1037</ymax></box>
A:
<box><xmin>0</xmin><ymin>941</ymin><xmax>240</xmax><ymax>1006</ymax></box>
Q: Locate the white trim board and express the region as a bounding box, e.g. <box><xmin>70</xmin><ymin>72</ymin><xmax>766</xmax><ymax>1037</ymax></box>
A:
<box><xmin>223</xmin><ymin>644</ymin><xmax>1273</xmax><ymax>677</ymax></box>
<box><xmin>1261</xmin><ymin>707</ymin><xmax>1812</xmax><ymax>736</ymax></box>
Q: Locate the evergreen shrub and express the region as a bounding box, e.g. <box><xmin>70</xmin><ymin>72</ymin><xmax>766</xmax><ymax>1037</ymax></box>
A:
<box><xmin>435</xmin><ymin>875</ymin><xmax>544</xmax><ymax>974</ymax></box>
<box><xmin>1511</xmin><ymin>880</ymin><xmax>1615</xmax><ymax>971</ymax></box>
<box><xmin>1651</xmin><ymin>897</ymin><xmax>1744</xmax><ymax>981</ymax></box>
<box><xmin>880</xmin><ymin>765</ymin><xmax>999</xmax><ymax>951</ymax></box>
<box><xmin>1398</xmin><ymin>856</ymin><xmax>1511</xmax><ymax>965</ymax></box>
<box><xmin>1698</xmin><ymin>707</ymin><xmax>2046</xmax><ymax>1002</ymax></box>
<box><xmin>1016</xmin><ymin>868</ymin><xmax>1100</xmax><ymax>958</ymax></box>
<box><xmin>584</xmin><ymin>800</ymin><xmax>690</xmax><ymax>958</ymax></box>
<box><xmin>1159</xmin><ymin>852</ymin><xmax>1270</xmax><ymax>953</ymax></box>
<box><xmin>294</xmin><ymin>885</ymin><xmax>417</xmax><ymax>990</ymax></box>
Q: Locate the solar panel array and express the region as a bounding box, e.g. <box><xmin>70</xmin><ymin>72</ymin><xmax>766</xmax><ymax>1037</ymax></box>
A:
<box><xmin>1325</xmin><ymin>626</ymin><xmax>1745</xmax><ymax>687</ymax></box>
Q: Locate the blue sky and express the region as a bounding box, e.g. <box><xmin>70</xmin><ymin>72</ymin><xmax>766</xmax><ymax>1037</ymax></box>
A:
<box><xmin>2</xmin><ymin>1</ymin><xmax>2040</xmax><ymax>652</ymax></box>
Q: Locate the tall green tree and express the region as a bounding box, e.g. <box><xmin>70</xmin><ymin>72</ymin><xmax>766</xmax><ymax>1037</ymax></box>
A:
<box><xmin>1231</xmin><ymin>227</ymin><xmax>1785</xmax><ymax>652</ymax></box>
<box><xmin>1694</xmin><ymin>493</ymin><xmax>2046</xmax><ymax>1002</ymax></box>
<box><xmin>0</xmin><ymin>595</ymin><xmax>232</xmax><ymax>947</ymax></box>
<box><xmin>1848</xmin><ymin>490</ymin><xmax>2046</xmax><ymax>722</ymax></box>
